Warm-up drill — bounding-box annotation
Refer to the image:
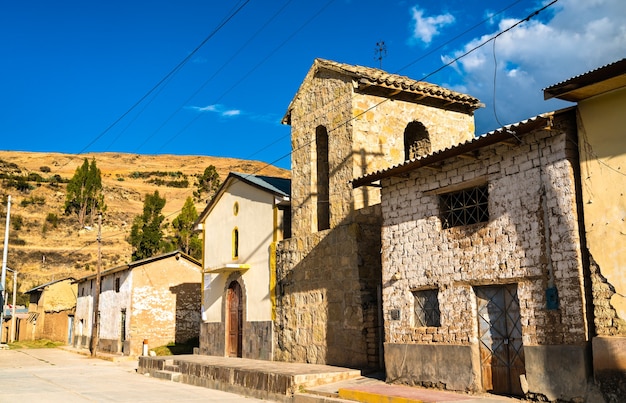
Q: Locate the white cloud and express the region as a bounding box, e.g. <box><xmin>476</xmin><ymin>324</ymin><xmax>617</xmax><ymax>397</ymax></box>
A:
<box><xmin>443</xmin><ymin>0</ymin><xmax>626</xmax><ymax>134</ymax></box>
<box><xmin>409</xmin><ymin>6</ymin><xmax>455</xmax><ymax>45</ymax></box>
<box><xmin>190</xmin><ymin>104</ymin><xmax>240</xmax><ymax>118</ymax></box>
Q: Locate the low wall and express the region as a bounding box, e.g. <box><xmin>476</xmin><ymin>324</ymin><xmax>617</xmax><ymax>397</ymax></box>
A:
<box><xmin>384</xmin><ymin>343</ymin><xmax>479</xmax><ymax>391</ymax></box>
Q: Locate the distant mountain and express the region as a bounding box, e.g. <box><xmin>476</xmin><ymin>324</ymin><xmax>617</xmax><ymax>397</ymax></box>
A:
<box><xmin>0</xmin><ymin>151</ymin><xmax>289</xmax><ymax>295</ymax></box>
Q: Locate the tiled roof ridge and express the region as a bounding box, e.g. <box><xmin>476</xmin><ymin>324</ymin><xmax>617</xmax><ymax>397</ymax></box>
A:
<box><xmin>313</xmin><ymin>58</ymin><xmax>481</xmax><ymax>105</ymax></box>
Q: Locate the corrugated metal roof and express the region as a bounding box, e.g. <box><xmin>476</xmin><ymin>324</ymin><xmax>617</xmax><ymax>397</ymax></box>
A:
<box><xmin>543</xmin><ymin>58</ymin><xmax>626</xmax><ymax>101</ymax></box>
<box><xmin>194</xmin><ymin>172</ymin><xmax>291</xmax><ymax>228</ymax></box>
<box><xmin>352</xmin><ymin>108</ymin><xmax>574</xmax><ymax>188</ymax></box>
<box><xmin>230</xmin><ymin>172</ymin><xmax>291</xmax><ymax>197</ymax></box>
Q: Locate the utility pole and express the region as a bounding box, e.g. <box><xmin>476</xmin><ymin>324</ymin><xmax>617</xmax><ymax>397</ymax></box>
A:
<box><xmin>375</xmin><ymin>40</ymin><xmax>387</xmax><ymax>69</ymax></box>
<box><xmin>90</xmin><ymin>213</ymin><xmax>102</xmax><ymax>356</ymax></box>
<box><xmin>0</xmin><ymin>195</ymin><xmax>11</xmax><ymax>344</ymax></box>
<box><xmin>7</xmin><ymin>267</ymin><xmax>16</xmax><ymax>343</ymax></box>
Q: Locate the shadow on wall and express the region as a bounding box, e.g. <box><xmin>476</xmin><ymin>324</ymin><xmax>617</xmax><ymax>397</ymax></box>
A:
<box><xmin>275</xmin><ymin>204</ymin><xmax>383</xmax><ymax>370</ymax></box>
<box><xmin>169</xmin><ymin>283</ymin><xmax>201</xmax><ymax>344</ymax></box>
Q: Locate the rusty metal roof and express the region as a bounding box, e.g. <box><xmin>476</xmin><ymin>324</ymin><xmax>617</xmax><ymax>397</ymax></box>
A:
<box><xmin>283</xmin><ymin>59</ymin><xmax>482</xmax><ymax>124</ymax></box>
<box><xmin>352</xmin><ymin>108</ymin><xmax>574</xmax><ymax>189</ymax></box>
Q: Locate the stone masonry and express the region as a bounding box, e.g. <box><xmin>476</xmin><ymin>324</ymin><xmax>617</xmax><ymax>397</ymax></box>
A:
<box><xmin>276</xmin><ymin>59</ymin><xmax>481</xmax><ymax>369</ymax></box>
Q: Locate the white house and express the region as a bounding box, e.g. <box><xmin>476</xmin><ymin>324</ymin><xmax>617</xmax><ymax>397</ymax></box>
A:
<box><xmin>196</xmin><ymin>172</ymin><xmax>290</xmax><ymax>359</ymax></box>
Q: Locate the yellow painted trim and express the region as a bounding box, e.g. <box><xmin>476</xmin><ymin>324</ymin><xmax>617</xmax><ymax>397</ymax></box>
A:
<box><xmin>338</xmin><ymin>389</ymin><xmax>423</xmax><ymax>403</ymax></box>
<box><xmin>272</xmin><ymin>203</ymin><xmax>278</xmax><ymax>243</ymax></box>
<box><xmin>269</xmin><ymin>242</ymin><xmax>277</xmax><ymax>322</ymax></box>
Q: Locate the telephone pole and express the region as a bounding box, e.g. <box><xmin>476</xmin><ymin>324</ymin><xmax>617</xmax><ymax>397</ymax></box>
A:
<box><xmin>90</xmin><ymin>213</ymin><xmax>102</xmax><ymax>356</ymax></box>
<box><xmin>0</xmin><ymin>195</ymin><xmax>11</xmax><ymax>344</ymax></box>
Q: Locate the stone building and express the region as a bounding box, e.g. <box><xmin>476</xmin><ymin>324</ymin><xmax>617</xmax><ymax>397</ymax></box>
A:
<box><xmin>196</xmin><ymin>172</ymin><xmax>290</xmax><ymax>360</ymax></box>
<box><xmin>354</xmin><ymin>108</ymin><xmax>592</xmax><ymax>401</ymax></box>
<box><xmin>544</xmin><ymin>58</ymin><xmax>626</xmax><ymax>400</ymax></box>
<box><xmin>275</xmin><ymin>59</ymin><xmax>482</xmax><ymax>369</ymax></box>
<box><xmin>74</xmin><ymin>250</ymin><xmax>201</xmax><ymax>356</ymax></box>
<box><xmin>21</xmin><ymin>277</ymin><xmax>76</xmax><ymax>343</ymax></box>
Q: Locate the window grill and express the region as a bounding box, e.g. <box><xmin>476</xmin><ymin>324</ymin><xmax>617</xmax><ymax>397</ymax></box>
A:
<box><xmin>413</xmin><ymin>289</ymin><xmax>441</xmax><ymax>327</ymax></box>
<box><xmin>440</xmin><ymin>185</ymin><xmax>489</xmax><ymax>229</ymax></box>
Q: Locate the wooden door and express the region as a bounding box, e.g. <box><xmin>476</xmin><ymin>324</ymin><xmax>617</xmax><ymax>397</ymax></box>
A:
<box><xmin>476</xmin><ymin>284</ymin><xmax>525</xmax><ymax>396</ymax></box>
<box><xmin>227</xmin><ymin>281</ymin><xmax>242</xmax><ymax>357</ymax></box>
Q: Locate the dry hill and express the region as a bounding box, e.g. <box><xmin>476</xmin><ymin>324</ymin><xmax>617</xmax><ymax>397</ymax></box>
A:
<box><xmin>0</xmin><ymin>151</ymin><xmax>289</xmax><ymax>296</ymax></box>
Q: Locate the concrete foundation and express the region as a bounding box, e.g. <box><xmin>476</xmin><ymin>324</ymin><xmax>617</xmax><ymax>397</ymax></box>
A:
<box><xmin>524</xmin><ymin>344</ymin><xmax>591</xmax><ymax>401</ymax></box>
<box><xmin>384</xmin><ymin>343</ymin><xmax>478</xmax><ymax>392</ymax></box>
<box><xmin>593</xmin><ymin>336</ymin><xmax>626</xmax><ymax>401</ymax></box>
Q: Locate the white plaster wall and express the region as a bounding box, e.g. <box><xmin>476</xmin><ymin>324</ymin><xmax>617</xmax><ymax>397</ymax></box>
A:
<box><xmin>74</xmin><ymin>281</ymin><xmax>93</xmax><ymax>340</ymax></box>
<box><xmin>97</xmin><ymin>270</ymin><xmax>132</xmax><ymax>340</ymax></box>
<box><xmin>202</xmin><ymin>179</ymin><xmax>277</xmax><ymax>322</ymax></box>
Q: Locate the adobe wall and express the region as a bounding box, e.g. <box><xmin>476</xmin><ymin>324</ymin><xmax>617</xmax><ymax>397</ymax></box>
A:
<box><xmin>130</xmin><ymin>257</ymin><xmax>201</xmax><ymax>356</ymax></box>
<box><xmin>380</xmin><ymin>115</ymin><xmax>591</xmax><ymax>400</ymax></box>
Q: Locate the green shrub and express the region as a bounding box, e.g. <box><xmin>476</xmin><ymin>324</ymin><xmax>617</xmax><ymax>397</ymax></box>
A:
<box><xmin>45</xmin><ymin>213</ymin><xmax>59</xmax><ymax>228</ymax></box>
<box><xmin>11</xmin><ymin>215</ymin><xmax>23</xmax><ymax>231</ymax></box>
<box><xmin>40</xmin><ymin>166</ymin><xmax>51</xmax><ymax>173</ymax></box>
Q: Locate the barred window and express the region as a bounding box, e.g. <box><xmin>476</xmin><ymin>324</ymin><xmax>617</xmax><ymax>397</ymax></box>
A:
<box><xmin>413</xmin><ymin>289</ymin><xmax>441</xmax><ymax>327</ymax></box>
<box><xmin>440</xmin><ymin>185</ymin><xmax>489</xmax><ymax>229</ymax></box>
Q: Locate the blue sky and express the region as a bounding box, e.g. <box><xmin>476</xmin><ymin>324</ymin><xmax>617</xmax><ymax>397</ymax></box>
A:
<box><xmin>2</xmin><ymin>0</ymin><xmax>625</xmax><ymax>170</ymax></box>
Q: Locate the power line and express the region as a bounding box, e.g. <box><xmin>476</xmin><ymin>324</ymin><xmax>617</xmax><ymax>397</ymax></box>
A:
<box><xmin>54</xmin><ymin>1</ymin><xmax>251</xmax><ymax>170</ymax></box>
<box><xmin>26</xmin><ymin>0</ymin><xmax>562</xmax><ymax>264</ymax></box>
<box><xmin>155</xmin><ymin>0</ymin><xmax>338</xmax><ymax>153</ymax></box>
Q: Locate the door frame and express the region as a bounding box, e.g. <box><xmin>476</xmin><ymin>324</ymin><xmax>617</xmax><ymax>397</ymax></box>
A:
<box><xmin>475</xmin><ymin>284</ymin><xmax>525</xmax><ymax>396</ymax></box>
<box><xmin>226</xmin><ymin>280</ymin><xmax>243</xmax><ymax>358</ymax></box>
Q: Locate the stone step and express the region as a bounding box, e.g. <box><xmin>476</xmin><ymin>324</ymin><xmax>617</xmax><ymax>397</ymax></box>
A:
<box><xmin>137</xmin><ymin>355</ymin><xmax>362</xmax><ymax>402</ymax></box>
<box><xmin>152</xmin><ymin>370</ymin><xmax>181</xmax><ymax>382</ymax></box>
<box><xmin>163</xmin><ymin>364</ymin><xmax>180</xmax><ymax>372</ymax></box>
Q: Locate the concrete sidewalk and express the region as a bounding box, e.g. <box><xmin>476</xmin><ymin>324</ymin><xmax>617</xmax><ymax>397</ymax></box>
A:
<box><xmin>301</xmin><ymin>375</ymin><xmax>524</xmax><ymax>403</ymax></box>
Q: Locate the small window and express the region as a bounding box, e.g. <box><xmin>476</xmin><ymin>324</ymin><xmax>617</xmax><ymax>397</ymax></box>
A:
<box><xmin>440</xmin><ymin>185</ymin><xmax>489</xmax><ymax>229</ymax></box>
<box><xmin>413</xmin><ymin>289</ymin><xmax>441</xmax><ymax>327</ymax></box>
<box><xmin>232</xmin><ymin>228</ymin><xmax>239</xmax><ymax>259</ymax></box>
<box><xmin>115</xmin><ymin>277</ymin><xmax>120</xmax><ymax>293</ymax></box>
<box><xmin>233</xmin><ymin>201</ymin><xmax>239</xmax><ymax>216</ymax></box>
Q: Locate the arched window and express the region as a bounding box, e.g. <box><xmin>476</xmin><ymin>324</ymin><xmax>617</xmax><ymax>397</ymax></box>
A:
<box><xmin>404</xmin><ymin>121</ymin><xmax>431</xmax><ymax>160</ymax></box>
<box><xmin>316</xmin><ymin>125</ymin><xmax>330</xmax><ymax>231</ymax></box>
<box><xmin>232</xmin><ymin>228</ymin><xmax>239</xmax><ymax>259</ymax></box>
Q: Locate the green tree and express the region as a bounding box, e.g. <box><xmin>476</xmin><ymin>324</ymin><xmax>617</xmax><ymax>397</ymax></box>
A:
<box><xmin>129</xmin><ymin>190</ymin><xmax>166</xmax><ymax>261</ymax></box>
<box><xmin>194</xmin><ymin>165</ymin><xmax>221</xmax><ymax>203</ymax></box>
<box><xmin>171</xmin><ymin>196</ymin><xmax>201</xmax><ymax>259</ymax></box>
<box><xmin>64</xmin><ymin>158</ymin><xmax>106</xmax><ymax>227</ymax></box>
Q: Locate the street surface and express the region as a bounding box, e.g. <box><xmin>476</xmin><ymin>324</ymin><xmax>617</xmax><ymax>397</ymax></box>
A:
<box><xmin>0</xmin><ymin>348</ymin><xmax>270</xmax><ymax>402</ymax></box>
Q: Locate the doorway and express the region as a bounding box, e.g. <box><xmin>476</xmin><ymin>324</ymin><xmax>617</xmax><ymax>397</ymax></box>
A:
<box><xmin>475</xmin><ymin>284</ymin><xmax>525</xmax><ymax>396</ymax></box>
<box><xmin>226</xmin><ymin>281</ymin><xmax>243</xmax><ymax>358</ymax></box>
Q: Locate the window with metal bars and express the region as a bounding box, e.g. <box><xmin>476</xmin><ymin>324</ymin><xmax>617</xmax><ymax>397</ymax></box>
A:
<box><xmin>440</xmin><ymin>185</ymin><xmax>489</xmax><ymax>229</ymax></box>
<box><xmin>413</xmin><ymin>289</ymin><xmax>441</xmax><ymax>327</ymax></box>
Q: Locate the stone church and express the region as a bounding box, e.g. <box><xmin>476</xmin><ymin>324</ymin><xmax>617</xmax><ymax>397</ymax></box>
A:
<box><xmin>274</xmin><ymin>58</ymin><xmax>482</xmax><ymax>369</ymax></box>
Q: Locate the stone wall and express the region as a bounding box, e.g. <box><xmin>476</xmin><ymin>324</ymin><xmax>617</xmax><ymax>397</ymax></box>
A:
<box><xmin>275</xmin><ymin>205</ymin><xmax>382</xmax><ymax>369</ymax></box>
<box><xmin>379</xmin><ymin>112</ymin><xmax>591</xmax><ymax>399</ymax></box>
<box><xmin>199</xmin><ymin>322</ymin><xmax>224</xmax><ymax>356</ymax></box>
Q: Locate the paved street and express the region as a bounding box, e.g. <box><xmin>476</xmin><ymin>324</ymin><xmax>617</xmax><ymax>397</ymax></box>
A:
<box><xmin>0</xmin><ymin>348</ymin><xmax>270</xmax><ymax>402</ymax></box>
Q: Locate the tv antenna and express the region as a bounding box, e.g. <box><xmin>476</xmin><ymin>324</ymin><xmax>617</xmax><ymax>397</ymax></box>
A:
<box><xmin>374</xmin><ymin>40</ymin><xmax>387</xmax><ymax>69</ymax></box>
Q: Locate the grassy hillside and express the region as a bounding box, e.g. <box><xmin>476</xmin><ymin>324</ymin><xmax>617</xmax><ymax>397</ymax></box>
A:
<box><xmin>0</xmin><ymin>151</ymin><xmax>289</xmax><ymax>296</ymax></box>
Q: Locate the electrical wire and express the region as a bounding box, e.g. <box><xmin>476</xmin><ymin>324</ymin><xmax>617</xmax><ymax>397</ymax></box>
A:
<box><xmin>17</xmin><ymin>0</ymin><xmax>564</xmax><ymax>267</ymax></box>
